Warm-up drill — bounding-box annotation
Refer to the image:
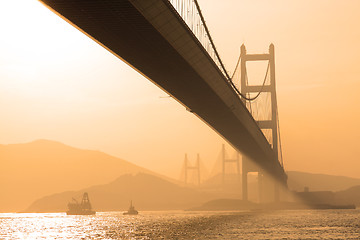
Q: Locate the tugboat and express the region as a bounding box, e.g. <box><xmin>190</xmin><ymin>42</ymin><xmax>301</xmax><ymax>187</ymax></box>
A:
<box><xmin>123</xmin><ymin>200</ymin><xmax>138</xmax><ymax>215</ymax></box>
<box><xmin>66</xmin><ymin>192</ymin><xmax>96</xmax><ymax>215</ymax></box>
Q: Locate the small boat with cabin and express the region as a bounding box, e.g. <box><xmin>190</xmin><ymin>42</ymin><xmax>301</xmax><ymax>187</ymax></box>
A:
<box><xmin>123</xmin><ymin>200</ymin><xmax>138</xmax><ymax>215</ymax></box>
<box><xmin>66</xmin><ymin>192</ymin><xmax>96</xmax><ymax>215</ymax></box>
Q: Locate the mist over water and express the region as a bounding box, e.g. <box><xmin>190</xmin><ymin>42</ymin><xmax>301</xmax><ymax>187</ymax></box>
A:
<box><xmin>1</xmin><ymin>210</ymin><xmax>360</xmax><ymax>239</ymax></box>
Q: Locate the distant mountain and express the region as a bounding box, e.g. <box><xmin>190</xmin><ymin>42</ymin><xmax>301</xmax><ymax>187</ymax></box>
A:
<box><xmin>2</xmin><ymin>139</ymin><xmax>360</xmax><ymax>213</ymax></box>
<box><xmin>202</xmin><ymin>173</ymin><xmax>258</xmax><ymax>188</ymax></box>
<box><xmin>0</xmin><ymin>140</ymin><xmax>174</xmax><ymax>212</ymax></box>
<box><xmin>335</xmin><ymin>185</ymin><xmax>360</xmax><ymax>206</ymax></box>
<box><xmin>200</xmin><ymin>173</ymin><xmax>259</xmax><ymax>201</ymax></box>
<box><xmin>24</xmin><ymin>173</ymin><xmax>217</xmax><ymax>212</ymax></box>
<box><xmin>287</xmin><ymin>171</ymin><xmax>360</xmax><ymax>192</ymax></box>
<box><xmin>202</xmin><ymin>171</ymin><xmax>360</xmax><ymax>201</ymax></box>
<box><xmin>293</xmin><ymin>185</ymin><xmax>360</xmax><ymax>207</ymax></box>
<box><xmin>187</xmin><ymin>199</ymin><xmax>258</xmax><ymax>211</ymax></box>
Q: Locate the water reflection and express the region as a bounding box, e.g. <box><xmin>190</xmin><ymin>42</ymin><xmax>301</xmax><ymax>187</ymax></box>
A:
<box><xmin>1</xmin><ymin>210</ymin><xmax>359</xmax><ymax>239</ymax></box>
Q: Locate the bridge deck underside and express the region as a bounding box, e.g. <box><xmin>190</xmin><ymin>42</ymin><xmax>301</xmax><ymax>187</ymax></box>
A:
<box><xmin>40</xmin><ymin>0</ymin><xmax>286</xmax><ymax>180</ymax></box>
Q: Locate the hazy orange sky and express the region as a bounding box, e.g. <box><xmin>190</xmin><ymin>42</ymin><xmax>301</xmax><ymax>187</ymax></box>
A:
<box><xmin>1</xmin><ymin>0</ymin><xmax>360</xmax><ymax>179</ymax></box>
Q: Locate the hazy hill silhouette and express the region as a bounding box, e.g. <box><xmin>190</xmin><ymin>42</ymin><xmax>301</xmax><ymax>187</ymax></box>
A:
<box><xmin>335</xmin><ymin>185</ymin><xmax>360</xmax><ymax>206</ymax></box>
<box><xmin>0</xmin><ymin>140</ymin><xmax>173</xmax><ymax>212</ymax></box>
<box><xmin>287</xmin><ymin>171</ymin><xmax>360</xmax><ymax>192</ymax></box>
<box><xmin>200</xmin><ymin>173</ymin><xmax>260</xmax><ymax>201</ymax></box>
<box><xmin>201</xmin><ymin>173</ymin><xmax>258</xmax><ymax>188</ymax></box>
<box><xmin>2</xmin><ymin>140</ymin><xmax>360</xmax><ymax>213</ymax></box>
<box><xmin>187</xmin><ymin>199</ymin><xmax>258</xmax><ymax>211</ymax></box>
<box><xmin>25</xmin><ymin>173</ymin><xmax>217</xmax><ymax>212</ymax></box>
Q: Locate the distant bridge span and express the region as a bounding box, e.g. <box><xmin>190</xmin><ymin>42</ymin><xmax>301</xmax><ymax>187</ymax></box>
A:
<box><xmin>39</xmin><ymin>0</ymin><xmax>287</xmax><ymax>182</ymax></box>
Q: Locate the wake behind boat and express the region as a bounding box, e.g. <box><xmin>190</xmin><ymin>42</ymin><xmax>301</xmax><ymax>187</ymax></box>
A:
<box><xmin>123</xmin><ymin>200</ymin><xmax>138</xmax><ymax>215</ymax></box>
<box><xmin>66</xmin><ymin>192</ymin><xmax>96</xmax><ymax>215</ymax></box>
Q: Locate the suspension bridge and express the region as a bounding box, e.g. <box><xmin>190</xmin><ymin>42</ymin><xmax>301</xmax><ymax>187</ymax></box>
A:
<box><xmin>39</xmin><ymin>0</ymin><xmax>287</xmax><ymax>200</ymax></box>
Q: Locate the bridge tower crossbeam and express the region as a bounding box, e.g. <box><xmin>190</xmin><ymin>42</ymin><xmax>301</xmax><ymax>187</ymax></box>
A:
<box><xmin>221</xmin><ymin>144</ymin><xmax>240</xmax><ymax>185</ymax></box>
<box><xmin>183</xmin><ymin>153</ymin><xmax>201</xmax><ymax>186</ymax></box>
<box><xmin>240</xmin><ymin>43</ymin><xmax>281</xmax><ymax>202</ymax></box>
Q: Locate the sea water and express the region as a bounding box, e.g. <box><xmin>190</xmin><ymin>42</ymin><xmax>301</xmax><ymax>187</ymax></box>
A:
<box><xmin>1</xmin><ymin>210</ymin><xmax>360</xmax><ymax>239</ymax></box>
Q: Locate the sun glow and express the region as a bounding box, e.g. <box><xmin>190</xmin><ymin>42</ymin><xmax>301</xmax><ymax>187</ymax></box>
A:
<box><xmin>2</xmin><ymin>1</ymin><xmax>69</xmax><ymax>61</ymax></box>
<box><xmin>0</xmin><ymin>0</ymin><xmax>102</xmax><ymax>95</ymax></box>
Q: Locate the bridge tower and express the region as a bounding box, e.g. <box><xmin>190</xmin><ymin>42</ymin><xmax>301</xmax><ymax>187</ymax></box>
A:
<box><xmin>183</xmin><ymin>153</ymin><xmax>201</xmax><ymax>186</ymax></box>
<box><xmin>221</xmin><ymin>144</ymin><xmax>241</xmax><ymax>185</ymax></box>
<box><xmin>240</xmin><ymin>43</ymin><xmax>281</xmax><ymax>202</ymax></box>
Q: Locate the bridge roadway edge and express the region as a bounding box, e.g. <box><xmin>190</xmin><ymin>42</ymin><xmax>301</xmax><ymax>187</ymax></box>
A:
<box><xmin>39</xmin><ymin>0</ymin><xmax>286</xmax><ymax>182</ymax></box>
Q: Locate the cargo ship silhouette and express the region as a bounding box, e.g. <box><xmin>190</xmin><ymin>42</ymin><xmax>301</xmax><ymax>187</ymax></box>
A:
<box><xmin>66</xmin><ymin>192</ymin><xmax>96</xmax><ymax>215</ymax></box>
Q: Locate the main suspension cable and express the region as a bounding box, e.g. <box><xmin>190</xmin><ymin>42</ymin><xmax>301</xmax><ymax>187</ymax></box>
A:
<box><xmin>193</xmin><ymin>0</ymin><xmax>231</xmax><ymax>80</ymax></box>
<box><xmin>192</xmin><ymin>0</ymin><xmax>270</xmax><ymax>102</ymax></box>
<box><xmin>244</xmin><ymin>61</ymin><xmax>270</xmax><ymax>101</ymax></box>
<box><xmin>276</xmin><ymin>105</ymin><xmax>284</xmax><ymax>167</ymax></box>
<box><xmin>229</xmin><ymin>55</ymin><xmax>270</xmax><ymax>101</ymax></box>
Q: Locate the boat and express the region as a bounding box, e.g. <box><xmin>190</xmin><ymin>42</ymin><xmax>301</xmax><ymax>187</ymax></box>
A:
<box><xmin>123</xmin><ymin>200</ymin><xmax>138</xmax><ymax>215</ymax></box>
<box><xmin>66</xmin><ymin>192</ymin><xmax>96</xmax><ymax>215</ymax></box>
